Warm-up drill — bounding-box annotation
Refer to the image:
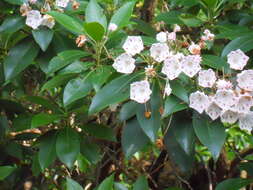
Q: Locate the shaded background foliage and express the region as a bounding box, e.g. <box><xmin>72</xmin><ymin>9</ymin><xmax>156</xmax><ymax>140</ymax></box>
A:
<box><xmin>1</xmin><ymin>0</ymin><xmax>253</xmax><ymax>189</ymax></box>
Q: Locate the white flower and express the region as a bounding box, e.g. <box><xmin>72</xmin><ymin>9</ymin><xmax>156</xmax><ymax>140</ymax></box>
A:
<box><xmin>239</xmin><ymin>112</ymin><xmax>253</xmax><ymax>132</ymax></box>
<box><xmin>201</xmin><ymin>29</ymin><xmax>215</xmax><ymax>41</ymax></box>
<box><xmin>173</xmin><ymin>24</ymin><xmax>181</xmax><ymax>32</ymax></box>
<box><xmin>41</xmin><ymin>14</ymin><xmax>55</xmax><ymax>29</ymax></box>
<box><xmin>20</xmin><ymin>3</ymin><xmax>31</xmax><ymax>16</ymax></box>
<box><xmin>216</xmin><ymin>79</ymin><xmax>233</xmax><ymax>90</ymax></box>
<box><xmin>123</xmin><ymin>36</ymin><xmax>144</xmax><ymax>56</ymax></box>
<box><xmin>108</xmin><ymin>23</ymin><xmax>118</xmax><ymax>32</ymax></box>
<box><xmin>28</xmin><ymin>0</ymin><xmax>37</xmax><ymax>4</ymax></box>
<box><xmin>227</xmin><ymin>49</ymin><xmax>249</xmax><ymax>70</ymax></box>
<box><xmin>156</xmin><ymin>32</ymin><xmax>167</xmax><ymax>43</ymax></box>
<box><xmin>205</xmin><ymin>100</ymin><xmax>222</xmax><ymax>120</ymax></box>
<box><xmin>220</xmin><ymin>109</ymin><xmax>238</xmax><ymax>124</ymax></box>
<box><xmin>150</xmin><ymin>43</ymin><xmax>170</xmax><ymax>62</ymax></box>
<box><xmin>130</xmin><ymin>80</ymin><xmax>152</xmax><ymax>103</ymax></box>
<box><xmin>237</xmin><ymin>70</ymin><xmax>253</xmax><ymax>91</ymax></box>
<box><xmin>198</xmin><ymin>69</ymin><xmax>216</xmax><ymax>88</ymax></box>
<box><xmin>112</xmin><ymin>53</ymin><xmax>135</xmax><ymax>74</ymax></box>
<box><xmin>188</xmin><ymin>42</ymin><xmax>201</xmax><ymax>55</ymax></box>
<box><xmin>164</xmin><ymin>82</ymin><xmax>172</xmax><ymax>96</ymax></box>
<box><xmin>56</xmin><ymin>0</ymin><xmax>70</xmax><ymax>8</ymax></box>
<box><xmin>214</xmin><ymin>89</ymin><xmax>237</xmax><ymax>110</ymax></box>
<box><xmin>234</xmin><ymin>95</ymin><xmax>253</xmax><ymax>113</ymax></box>
<box><xmin>162</xmin><ymin>56</ymin><xmax>182</xmax><ymax>80</ymax></box>
<box><xmin>167</xmin><ymin>32</ymin><xmax>176</xmax><ymax>41</ymax></box>
<box><xmin>181</xmin><ymin>55</ymin><xmax>202</xmax><ymax>78</ymax></box>
<box><xmin>25</xmin><ymin>10</ymin><xmax>42</xmax><ymax>29</ymax></box>
<box><xmin>189</xmin><ymin>91</ymin><xmax>210</xmax><ymax>114</ymax></box>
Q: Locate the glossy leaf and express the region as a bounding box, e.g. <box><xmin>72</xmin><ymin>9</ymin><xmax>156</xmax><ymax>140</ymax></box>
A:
<box><xmin>170</xmin><ymin>80</ymin><xmax>189</xmax><ymax>103</ymax></box>
<box><xmin>193</xmin><ymin>114</ymin><xmax>227</xmax><ymax>161</ymax></box>
<box><xmin>12</xmin><ymin>114</ymin><xmax>32</xmax><ymax>132</ymax></box>
<box><xmin>4</xmin><ymin>40</ymin><xmax>39</xmax><ymax>81</ymax></box>
<box><xmin>48</xmin><ymin>11</ymin><xmax>84</xmax><ymax>34</ymax></box>
<box><xmin>80</xmin><ymin>139</ymin><xmax>101</xmax><ymax>164</ymax></box>
<box><xmin>85</xmin><ymin>0</ymin><xmax>107</xmax><ymax>29</ymax></box>
<box><xmin>119</xmin><ymin>101</ymin><xmax>138</xmax><ymax>121</ymax></box>
<box><xmin>89</xmin><ymin>72</ymin><xmax>143</xmax><ymax>115</ymax></box>
<box><xmin>110</xmin><ymin>1</ymin><xmax>136</xmax><ymax>29</ymax></box>
<box><xmin>0</xmin><ymin>166</ymin><xmax>16</xmax><ymax>180</ymax></box>
<box><xmin>136</xmin><ymin>80</ymin><xmax>161</xmax><ymax>142</ymax></box>
<box><xmin>163</xmin><ymin>95</ymin><xmax>188</xmax><ymax>118</ymax></box>
<box><xmin>114</xmin><ymin>183</ymin><xmax>128</xmax><ymax>190</ymax></box>
<box><xmin>56</xmin><ymin>127</ymin><xmax>80</xmax><ymax>168</ymax></box>
<box><xmin>3</xmin><ymin>0</ymin><xmax>24</xmax><ymax>5</ymax></box>
<box><xmin>66</xmin><ymin>177</ymin><xmax>83</xmax><ymax>190</ymax></box>
<box><xmin>133</xmin><ymin>176</ymin><xmax>149</xmax><ymax>190</ymax></box>
<box><xmin>202</xmin><ymin>54</ymin><xmax>231</xmax><ymax>74</ymax></box>
<box><xmin>38</xmin><ymin>131</ymin><xmax>57</xmax><ymax>170</ymax></box>
<box><xmin>84</xmin><ymin>22</ymin><xmax>105</xmax><ymax>42</ymax></box>
<box><xmin>215</xmin><ymin>178</ymin><xmax>253</xmax><ymax>190</ymax></box>
<box><xmin>82</xmin><ymin>124</ymin><xmax>116</xmax><ymax>141</ymax></box>
<box><xmin>122</xmin><ymin>118</ymin><xmax>149</xmax><ymax>159</ymax></box>
<box><xmin>0</xmin><ymin>16</ymin><xmax>25</xmax><ymax>34</ymax></box>
<box><xmin>32</xmin><ymin>28</ymin><xmax>54</xmax><ymax>51</ymax></box>
<box><xmin>156</xmin><ymin>11</ymin><xmax>183</xmax><ymax>24</ymax></box>
<box><xmin>97</xmin><ymin>174</ymin><xmax>114</xmax><ymax>190</ymax></box>
<box><xmin>31</xmin><ymin>113</ymin><xmax>61</xmax><ymax>128</ymax></box>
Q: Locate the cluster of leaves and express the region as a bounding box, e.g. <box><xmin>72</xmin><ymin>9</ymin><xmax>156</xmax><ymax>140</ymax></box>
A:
<box><xmin>1</xmin><ymin>0</ymin><xmax>253</xmax><ymax>189</ymax></box>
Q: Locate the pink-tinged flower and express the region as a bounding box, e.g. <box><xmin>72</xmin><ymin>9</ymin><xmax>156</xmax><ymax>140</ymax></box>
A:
<box><xmin>164</xmin><ymin>82</ymin><xmax>172</xmax><ymax>96</ymax></box>
<box><xmin>112</xmin><ymin>53</ymin><xmax>135</xmax><ymax>74</ymax></box>
<box><xmin>167</xmin><ymin>32</ymin><xmax>176</xmax><ymax>41</ymax></box>
<box><xmin>108</xmin><ymin>23</ymin><xmax>118</xmax><ymax>32</ymax></box>
<box><xmin>130</xmin><ymin>80</ymin><xmax>152</xmax><ymax>103</ymax></box>
<box><xmin>162</xmin><ymin>55</ymin><xmax>182</xmax><ymax>80</ymax></box>
<box><xmin>237</xmin><ymin>70</ymin><xmax>253</xmax><ymax>91</ymax></box>
<box><xmin>234</xmin><ymin>95</ymin><xmax>253</xmax><ymax>113</ymax></box>
<box><xmin>41</xmin><ymin>14</ymin><xmax>55</xmax><ymax>29</ymax></box>
<box><xmin>227</xmin><ymin>49</ymin><xmax>249</xmax><ymax>70</ymax></box>
<box><xmin>220</xmin><ymin>109</ymin><xmax>238</xmax><ymax>124</ymax></box>
<box><xmin>123</xmin><ymin>36</ymin><xmax>144</xmax><ymax>56</ymax></box>
<box><xmin>214</xmin><ymin>89</ymin><xmax>237</xmax><ymax>110</ymax></box>
<box><xmin>239</xmin><ymin>112</ymin><xmax>253</xmax><ymax>132</ymax></box>
<box><xmin>173</xmin><ymin>24</ymin><xmax>181</xmax><ymax>32</ymax></box>
<box><xmin>189</xmin><ymin>91</ymin><xmax>210</xmax><ymax>114</ymax></box>
<box><xmin>188</xmin><ymin>42</ymin><xmax>201</xmax><ymax>55</ymax></box>
<box><xmin>150</xmin><ymin>43</ymin><xmax>170</xmax><ymax>62</ymax></box>
<box><xmin>181</xmin><ymin>55</ymin><xmax>202</xmax><ymax>77</ymax></box>
<box><xmin>25</xmin><ymin>10</ymin><xmax>42</xmax><ymax>29</ymax></box>
<box><xmin>205</xmin><ymin>100</ymin><xmax>222</xmax><ymax>120</ymax></box>
<box><xmin>56</xmin><ymin>0</ymin><xmax>70</xmax><ymax>8</ymax></box>
<box><xmin>198</xmin><ymin>69</ymin><xmax>216</xmax><ymax>88</ymax></box>
<box><xmin>216</xmin><ymin>79</ymin><xmax>233</xmax><ymax>90</ymax></box>
<box><xmin>156</xmin><ymin>32</ymin><xmax>167</xmax><ymax>43</ymax></box>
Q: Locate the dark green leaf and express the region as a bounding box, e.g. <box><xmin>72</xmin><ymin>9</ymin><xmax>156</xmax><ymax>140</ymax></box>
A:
<box><xmin>84</xmin><ymin>22</ymin><xmax>105</xmax><ymax>41</ymax></box>
<box><xmin>32</xmin><ymin>113</ymin><xmax>61</xmax><ymax>128</ymax></box>
<box><xmin>85</xmin><ymin>0</ymin><xmax>107</xmax><ymax>29</ymax></box>
<box><xmin>32</xmin><ymin>28</ymin><xmax>54</xmax><ymax>51</ymax></box>
<box><xmin>80</xmin><ymin>139</ymin><xmax>101</xmax><ymax>164</ymax></box>
<box><xmin>179</xmin><ymin>16</ymin><xmax>203</xmax><ymax>27</ymax></box>
<box><xmin>133</xmin><ymin>176</ymin><xmax>149</xmax><ymax>190</ymax></box>
<box><xmin>156</xmin><ymin>11</ymin><xmax>183</xmax><ymax>25</ymax></box>
<box><xmin>132</xmin><ymin>18</ymin><xmax>156</xmax><ymax>37</ymax></box>
<box><xmin>202</xmin><ymin>55</ymin><xmax>231</xmax><ymax>74</ymax></box>
<box><xmin>66</xmin><ymin>177</ymin><xmax>83</xmax><ymax>190</ymax></box>
<box><xmin>122</xmin><ymin>118</ymin><xmax>149</xmax><ymax>159</ymax></box>
<box><xmin>110</xmin><ymin>1</ymin><xmax>136</xmax><ymax>29</ymax></box>
<box><xmin>0</xmin><ymin>166</ymin><xmax>16</xmax><ymax>180</ymax></box>
<box><xmin>89</xmin><ymin>72</ymin><xmax>144</xmax><ymax>115</ymax></box>
<box><xmin>170</xmin><ymin>80</ymin><xmax>189</xmax><ymax>103</ymax></box>
<box><xmin>119</xmin><ymin>101</ymin><xmax>138</xmax><ymax>121</ymax></box>
<box><xmin>82</xmin><ymin>124</ymin><xmax>116</xmax><ymax>141</ymax></box>
<box><xmin>215</xmin><ymin>178</ymin><xmax>253</xmax><ymax>190</ymax></box>
<box><xmin>193</xmin><ymin>114</ymin><xmax>227</xmax><ymax>161</ymax></box>
<box><xmin>4</xmin><ymin>40</ymin><xmax>39</xmax><ymax>81</ymax></box>
<box><xmin>0</xmin><ymin>16</ymin><xmax>25</xmax><ymax>34</ymax></box>
<box><xmin>222</xmin><ymin>34</ymin><xmax>253</xmax><ymax>57</ymax></box>
<box><xmin>3</xmin><ymin>0</ymin><xmax>24</xmax><ymax>5</ymax></box>
<box><xmin>97</xmin><ymin>174</ymin><xmax>114</xmax><ymax>190</ymax></box>
<box><xmin>12</xmin><ymin>114</ymin><xmax>32</xmax><ymax>132</ymax></box>
<box><xmin>58</xmin><ymin>61</ymin><xmax>94</xmax><ymax>74</ymax></box>
<box><xmin>56</xmin><ymin>127</ymin><xmax>80</xmax><ymax>168</ymax></box>
<box><xmin>39</xmin><ymin>131</ymin><xmax>57</xmax><ymax>170</ymax></box>
<box><xmin>163</xmin><ymin>95</ymin><xmax>188</xmax><ymax>118</ymax></box>
<box><xmin>48</xmin><ymin>11</ymin><xmax>84</xmax><ymax>34</ymax></box>
<box><xmin>114</xmin><ymin>183</ymin><xmax>128</xmax><ymax>190</ymax></box>
<box><xmin>0</xmin><ymin>116</ymin><xmax>8</xmax><ymax>140</ymax></box>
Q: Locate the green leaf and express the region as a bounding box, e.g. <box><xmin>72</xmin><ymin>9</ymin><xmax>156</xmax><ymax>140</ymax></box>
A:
<box><xmin>119</xmin><ymin>101</ymin><xmax>138</xmax><ymax>121</ymax></box>
<box><xmin>58</xmin><ymin>61</ymin><xmax>93</xmax><ymax>74</ymax></box>
<box><xmin>12</xmin><ymin>114</ymin><xmax>32</xmax><ymax>132</ymax></box>
<box><xmin>88</xmin><ymin>72</ymin><xmax>144</xmax><ymax>115</ymax></box>
<box><xmin>48</xmin><ymin>11</ymin><xmax>84</xmax><ymax>34</ymax></box>
<box><xmin>3</xmin><ymin>0</ymin><xmax>25</xmax><ymax>5</ymax></box>
<box><xmin>163</xmin><ymin>95</ymin><xmax>188</xmax><ymax>118</ymax></box>
<box><xmin>85</xmin><ymin>0</ymin><xmax>107</xmax><ymax>29</ymax></box>
<box><xmin>170</xmin><ymin>80</ymin><xmax>189</xmax><ymax>103</ymax></box>
<box><xmin>4</xmin><ymin>40</ymin><xmax>39</xmax><ymax>81</ymax></box>
<box><xmin>38</xmin><ymin>131</ymin><xmax>57</xmax><ymax>170</ymax></box>
<box><xmin>66</xmin><ymin>177</ymin><xmax>83</xmax><ymax>190</ymax></box>
<box><xmin>32</xmin><ymin>154</ymin><xmax>41</xmax><ymax>176</ymax></box>
<box><xmin>202</xmin><ymin>54</ymin><xmax>231</xmax><ymax>74</ymax></box>
<box><xmin>114</xmin><ymin>183</ymin><xmax>128</xmax><ymax>190</ymax></box>
<box><xmin>164</xmin><ymin>114</ymin><xmax>195</xmax><ymax>172</ymax></box>
<box><xmin>63</xmin><ymin>77</ymin><xmax>93</xmax><ymax>107</ymax></box>
<box><xmin>122</xmin><ymin>118</ymin><xmax>149</xmax><ymax>159</ymax></box>
<box><xmin>82</xmin><ymin>124</ymin><xmax>116</xmax><ymax>141</ymax></box>
<box><xmin>80</xmin><ymin>139</ymin><xmax>101</xmax><ymax>164</ymax></box>
<box><xmin>215</xmin><ymin>178</ymin><xmax>253</xmax><ymax>190</ymax></box>
<box><xmin>56</xmin><ymin>127</ymin><xmax>80</xmax><ymax>168</ymax></box>
<box><xmin>193</xmin><ymin>114</ymin><xmax>227</xmax><ymax>161</ymax></box>
<box><xmin>179</xmin><ymin>16</ymin><xmax>203</xmax><ymax>27</ymax></box>
<box><xmin>136</xmin><ymin>80</ymin><xmax>161</xmax><ymax>142</ymax></box>
<box><xmin>32</xmin><ymin>113</ymin><xmax>61</xmax><ymax>128</ymax></box>
<box><xmin>47</xmin><ymin>50</ymin><xmax>89</xmax><ymax>74</ymax></box>
<box><xmin>0</xmin><ymin>116</ymin><xmax>8</xmax><ymax>140</ymax></box>
<box><xmin>0</xmin><ymin>166</ymin><xmax>16</xmax><ymax>180</ymax></box>
<box><xmin>132</xmin><ymin>18</ymin><xmax>156</xmax><ymax>37</ymax></box>
<box><xmin>0</xmin><ymin>16</ymin><xmax>25</xmax><ymax>34</ymax></box>
<box><xmin>110</xmin><ymin>1</ymin><xmax>136</xmax><ymax>29</ymax></box>
<box><xmin>84</xmin><ymin>22</ymin><xmax>105</xmax><ymax>42</ymax></box>
<box><xmin>222</xmin><ymin>34</ymin><xmax>253</xmax><ymax>57</ymax></box>
<box><xmin>156</xmin><ymin>11</ymin><xmax>183</xmax><ymax>25</ymax></box>
<box><xmin>133</xmin><ymin>176</ymin><xmax>149</xmax><ymax>190</ymax></box>
<box><xmin>32</xmin><ymin>28</ymin><xmax>54</xmax><ymax>51</ymax></box>
<box><xmin>97</xmin><ymin>174</ymin><xmax>114</xmax><ymax>190</ymax></box>
<box><xmin>41</xmin><ymin>73</ymin><xmax>77</xmax><ymax>91</ymax></box>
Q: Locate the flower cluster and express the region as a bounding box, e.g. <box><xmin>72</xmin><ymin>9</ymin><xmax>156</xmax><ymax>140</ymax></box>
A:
<box><xmin>20</xmin><ymin>0</ymin><xmax>80</xmax><ymax>30</ymax></box>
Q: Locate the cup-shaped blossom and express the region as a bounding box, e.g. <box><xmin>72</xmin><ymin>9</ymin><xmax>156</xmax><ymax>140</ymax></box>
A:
<box><xmin>164</xmin><ymin>82</ymin><xmax>172</xmax><ymax>96</ymax></box>
<box><xmin>150</xmin><ymin>43</ymin><xmax>170</xmax><ymax>63</ymax></box>
<box><xmin>198</xmin><ymin>69</ymin><xmax>216</xmax><ymax>88</ymax></box>
<box><xmin>181</xmin><ymin>55</ymin><xmax>202</xmax><ymax>78</ymax></box>
<box><xmin>189</xmin><ymin>91</ymin><xmax>210</xmax><ymax>114</ymax></box>
<box><xmin>188</xmin><ymin>43</ymin><xmax>201</xmax><ymax>55</ymax></box>
<box><xmin>237</xmin><ymin>70</ymin><xmax>253</xmax><ymax>91</ymax></box>
<box><xmin>162</xmin><ymin>55</ymin><xmax>182</xmax><ymax>80</ymax></box>
<box><xmin>234</xmin><ymin>95</ymin><xmax>253</xmax><ymax>113</ymax></box>
<box><xmin>108</xmin><ymin>23</ymin><xmax>118</xmax><ymax>32</ymax></box>
<box><xmin>216</xmin><ymin>79</ymin><xmax>233</xmax><ymax>90</ymax></box>
<box><xmin>214</xmin><ymin>89</ymin><xmax>237</xmax><ymax>110</ymax></box>
<box><xmin>156</xmin><ymin>32</ymin><xmax>167</xmax><ymax>43</ymax></box>
<box><xmin>112</xmin><ymin>53</ymin><xmax>135</xmax><ymax>74</ymax></box>
<box><xmin>227</xmin><ymin>49</ymin><xmax>249</xmax><ymax>70</ymax></box>
<box><xmin>239</xmin><ymin>112</ymin><xmax>253</xmax><ymax>132</ymax></box>
<box><xmin>123</xmin><ymin>36</ymin><xmax>144</xmax><ymax>56</ymax></box>
<box><xmin>220</xmin><ymin>109</ymin><xmax>238</xmax><ymax>124</ymax></box>
<box><xmin>41</xmin><ymin>14</ymin><xmax>55</xmax><ymax>29</ymax></box>
<box><xmin>130</xmin><ymin>80</ymin><xmax>152</xmax><ymax>103</ymax></box>
<box><xmin>205</xmin><ymin>101</ymin><xmax>222</xmax><ymax>120</ymax></box>
<box><xmin>25</xmin><ymin>10</ymin><xmax>42</xmax><ymax>29</ymax></box>
<box><xmin>56</xmin><ymin>0</ymin><xmax>70</xmax><ymax>8</ymax></box>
